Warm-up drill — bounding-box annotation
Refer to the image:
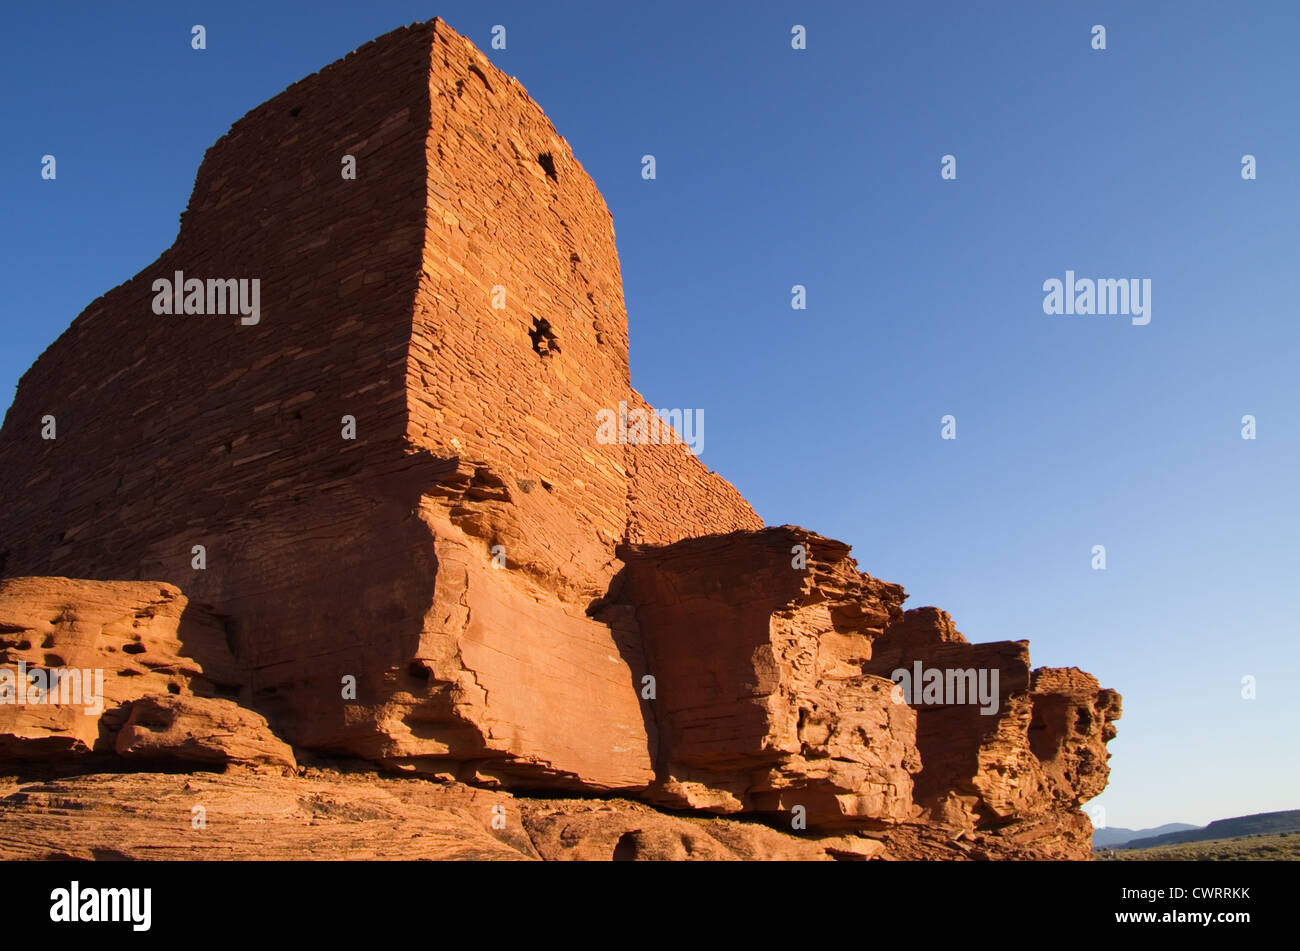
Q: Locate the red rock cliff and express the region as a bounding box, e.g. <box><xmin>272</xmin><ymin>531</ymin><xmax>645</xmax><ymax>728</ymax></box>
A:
<box><xmin>0</xmin><ymin>19</ymin><xmax>1118</xmax><ymax>859</ymax></box>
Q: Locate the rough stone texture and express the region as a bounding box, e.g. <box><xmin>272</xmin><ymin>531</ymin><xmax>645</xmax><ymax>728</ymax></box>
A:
<box><xmin>863</xmin><ymin>607</ymin><xmax>1122</xmax><ymax>843</ymax></box>
<box><xmin>0</xmin><ymin>19</ymin><xmax>759</xmax><ymax>792</ymax></box>
<box><xmin>0</xmin><ymin>570</ymin><xmax>1117</xmax><ymax>857</ymax></box>
<box><xmin>0</xmin><ymin>577</ymin><xmax>286</xmax><ymax>768</ymax></box>
<box><xmin>519</xmin><ymin>797</ymin><xmax>876</xmax><ymax>861</ymax></box>
<box><xmin>0</xmin><ymin>766</ymin><xmax>1081</xmax><ymax>861</ymax></box>
<box><xmin>1029</xmin><ymin>667</ymin><xmax>1123</xmax><ymax>811</ymax></box>
<box><xmin>609</xmin><ymin>527</ymin><xmax>920</xmax><ymax>827</ymax></box>
<box><xmin>0</xmin><ymin>19</ymin><xmax>1119</xmax><ymax>858</ymax></box>
<box><xmin>115</xmin><ymin>696</ymin><xmax>295</xmax><ymax>769</ymax></box>
<box><xmin>0</xmin><ymin>769</ymin><xmax>532</xmax><ymax>861</ymax></box>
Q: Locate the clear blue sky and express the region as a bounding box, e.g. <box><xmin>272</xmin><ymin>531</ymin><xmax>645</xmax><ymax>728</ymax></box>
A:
<box><xmin>2</xmin><ymin>1</ymin><xmax>1297</xmax><ymax>831</ymax></box>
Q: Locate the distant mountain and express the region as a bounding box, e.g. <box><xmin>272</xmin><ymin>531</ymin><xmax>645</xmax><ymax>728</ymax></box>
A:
<box><xmin>1093</xmin><ymin>823</ymin><xmax>1197</xmax><ymax>848</ymax></box>
<box><xmin>1102</xmin><ymin>810</ymin><xmax>1300</xmax><ymax>850</ymax></box>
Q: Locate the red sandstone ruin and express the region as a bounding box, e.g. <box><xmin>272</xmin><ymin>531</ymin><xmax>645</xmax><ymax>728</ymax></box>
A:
<box><xmin>0</xmin><ymin>20</ymin><xmax>1119</xmax><ymax>859</ymax></box>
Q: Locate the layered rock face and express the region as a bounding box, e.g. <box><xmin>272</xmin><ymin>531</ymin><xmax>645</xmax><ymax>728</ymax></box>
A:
<box><xmin>862</xmin><ymin>607</ymin><xmax>1121</xmax><ymax>834</ymax></box>
<box><xmin>0</xmin><ymin>19</ymin><xmax>1119</xmax><ymax>858</ymax></box>
<box><xmin>0</xmin><ymin>21</ymin><xmax>753</xmax><ymax>791</ymax></box>
<box><xmin>608</xmin><ymin>529</ymin><xmax>919</xmax><ymax>827</ymax></box>
<box><xmin>0</xmin><ymin>578</ymin><xmax>291</xmax><ymax>768</ymax></box>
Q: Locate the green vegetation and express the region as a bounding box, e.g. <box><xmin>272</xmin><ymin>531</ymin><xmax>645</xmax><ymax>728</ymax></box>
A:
<box><xmin>1096</xmin><ymin>831</ymin><xmax>1300</xmax><ymax>861</ymax></box>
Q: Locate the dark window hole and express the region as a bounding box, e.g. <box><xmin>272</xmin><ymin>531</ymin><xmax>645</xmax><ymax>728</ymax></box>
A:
<box><xmin>529</xmin><ymin>317</ymin><xmax>559</xmax><ymax>357</ymax></box>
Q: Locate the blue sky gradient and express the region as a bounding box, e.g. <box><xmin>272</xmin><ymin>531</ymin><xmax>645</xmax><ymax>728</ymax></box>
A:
<box><xmin>2</xmin><ymin>1</ymin><xmax>1297</xmax><ymax>829</ymax></box>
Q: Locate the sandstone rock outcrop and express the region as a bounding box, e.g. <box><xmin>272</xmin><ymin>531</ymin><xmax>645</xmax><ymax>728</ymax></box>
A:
<box><xmin>0</xmin><ymin>19</ymin><xmax>1119</xmax><ymax>858</ymax></box>
<box><xmin>863</xmin><ymin>606</ymin><xmax>1121</xmax><ymax>840</ymax></box>
<box><xmin>608</xmin><ymin>528</ymin><xmax>920</xmax><ymax>827</ymax></box>
<box><xmin>114</xmin><ymin>696</ymin><xmax>295</xmax><ymax>769</ymax></box>
<box><xmin>0</xmin><ymin>769</ymin><xmax>530</xmax><ymax>862</ymax></box>
<box><xmin>0</xmin><ymin>766</ymin><xmax>1097</xmax><ymax>861</ymax></box>
<box><xmin>0</xmin><ymin>19</ymin><xmax>756</xmax><ymax>793</ymax></box>
<box><xmin>0</xmin><ymin>577</ymin><xmax>288</xmax><ymax>768</ymax></box>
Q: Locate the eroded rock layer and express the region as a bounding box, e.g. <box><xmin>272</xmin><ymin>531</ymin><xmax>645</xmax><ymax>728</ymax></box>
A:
<box><xmin>0</xmin><ymin>767</ymin><xmax>1103</xmax><ymax>862</ymax></box>
<box><xmin>0</xmin><ymin>19</ymin><xmax>1119</xmax><ymax>858</ymax></box>
<box><xmin>609</xmin><ymin>528</ymin><xmax>919</xmax><ymax>827</ymax></box>
<box><xmin>0</xmin><ymin>577</ymin><xmax>290</xmax><ymax>768</ymax></box>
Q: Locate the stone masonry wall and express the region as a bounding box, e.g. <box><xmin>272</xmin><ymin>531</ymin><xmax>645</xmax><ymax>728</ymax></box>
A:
<box><xmin>623</xmin><ymin>389</ymin><xmax>762</xmax><ymax>545</ymax></box>
<box><xmin>0</xmin><ymin>24</ymin><xmax>443</xmax><ymax>751</ymax></box>
<box><xmin>0</xmin><ymin>21</ymin><xmax>1119</xmax><ymax>847</ymax></box>
<box><xmin>0</xmin><ymin>19</ymin><xmax>764</xmax><ymax>784</ymax></box>
<box><xmin>406</xmin><ymin>23</ymin><xmax>760</xmax><ymax>590</ymax></box>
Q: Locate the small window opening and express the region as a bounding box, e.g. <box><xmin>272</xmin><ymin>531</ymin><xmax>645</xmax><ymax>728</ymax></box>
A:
<box><xmin>529</xmin><ymin>317</ymin><xmax>560</xmax><ymax>357</ymax></box>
